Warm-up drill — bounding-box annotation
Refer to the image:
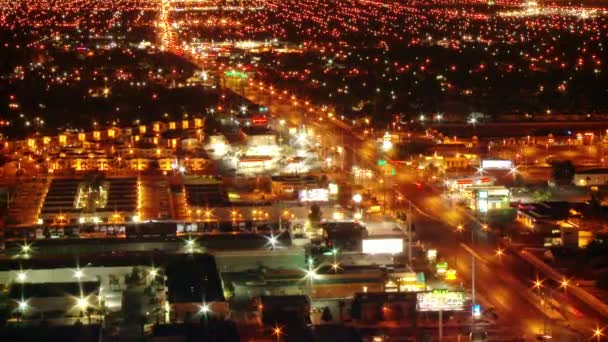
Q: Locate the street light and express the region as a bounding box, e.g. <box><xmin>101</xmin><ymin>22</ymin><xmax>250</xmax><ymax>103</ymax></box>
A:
<box><xmin>185</xmin><ymin>236</ymin><xmax>197</xmax><ymax>252</ymax></box>
<box><xmin>495</xmin><ymin>248</ymin><xmax>504</xmax><ymax>257</ymax></box>
<box><xmin>306</xmin><ymin>269</ymin><xmax>317</xmax><ymax>279</ymax></box>
<box><xmin>20</xmin><ymin>243</ymin><xmax>32</xmax><ymax>254</ymax></box>
<box><xmin>456</xmin><ymin>224</ymin><xmax>464</xmax><ymax>232</ymax></box>
<box><xmin>509</xmin><ymin>166</ymin><xmax>520</xmax><ymax>181</ymax></box>
<box><xmin>533</xmin><ymin>278</ymin><xmax>544</xmax><ymax>294</ymax></box>
<box><xmin>273</xmin><ymin>324</ymin><xmax>283</xmax><ymax>341</ymax></box>
<box><xmin>18</xmin><ymin>299</ymin><xmax>28</xmax><ymax>312</ymax></box>
<box><xmin>77</xmin><ymin>296</ymin><xmax>89</xmax><ymax>311</ymax></box>
<box><xmin>199</xmin><ymin>303</ymin><xmax>211</xmax><ymax>315</ymax></box>
<box><xmin>594</xmin><ymin>326</ymin><xmax>604</xmax><ymax>342</ymax></box>
<box><xmin>149</xmin><ymin>268</ymin><xmax>159</xmax><ymax>279</ymax></box>
<box><xmin>560</xmin><ymin>278</ymin><xmax>570</xmax><ymax>291</ymax></box>
<box><xmin>267</xmin><ymin>233</ymin><xmax>279</xmax><ymax>250</ymax></box>
<box><xmin>74</xmin><ymin>269</ymin><xmax>84</xmax><ymax>280</ymax></box>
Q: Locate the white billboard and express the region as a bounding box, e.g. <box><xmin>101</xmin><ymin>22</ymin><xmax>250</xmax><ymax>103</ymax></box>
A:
<box><xmin>417</xmin><ymin>290</ymin><xmax>465</xmax><ymax>311</ymax></box>
<box><xmin>362</xmin><ymin>238</ymin><xmax>403</xmax><ymax>254</ymax></box>
<box><xmin>298</xmin><ymin>188</ymin><xmax>329</xmax><ymax>202</ymax></box>
<box><xmin>481</xmin><ymin>159</ymin><xmax>513</xmax><ymax>170</ymax></box>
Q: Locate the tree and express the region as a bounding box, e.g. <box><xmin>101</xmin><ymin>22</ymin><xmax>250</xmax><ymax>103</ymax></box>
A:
<box><xmin>551</xmin><ymin>160</ymin><xmax>575</xmax><ymax>184</ymax></box>
<box><xmin>146</xmin><ymin>160</ymin><xmax>160</xmax><ymax>175</ymax></box>
<box><xmin>514</xmin><ymin>174</ymin><xmax>525</xmax><ymax>187</ymax></box>
<box><xmin>308</xmin><ymin>204</ymin><xmax>322</xmax><ymax>224</ymax></box>
<box><xmin>590</xmin><ymin>188</ymin><xmax>608</xmax><ymax>208</ymax></box>
<box><xmin>426</xmin><ymin>164</ymin><xmax>440</xmax><ymax>178</ymax></box>
<box><xmin>125</xmin><ymin>266</ymin><xmax>144</xmax><ymax>287</ymax></box>
<box><xmin>532</xmin><ymin>189</ymin><xmax>552</xmax><ymax>202</ymax></box>
<box><xmin>586</xmin><ymin>239</ymin><xmax>608</xmax><ymax>258</ymax></box>
<box><xmin>321</xmin><ymin>306</ymin><xmax>333</xmax><ymax>322</ymax></box>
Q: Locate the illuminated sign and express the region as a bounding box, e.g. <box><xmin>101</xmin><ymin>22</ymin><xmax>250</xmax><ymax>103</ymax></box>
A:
<box><xmin>390</xmin><ymin>272</ymin><xmax>426</xmax><ymax>292</ymax></box>
<box><xmin>362</xmin><ymin>238</ymin><xmax>403</xmax><ymax>254</ymax></box>
<box><xmin>224</xmin><ymin>70</ymin><xmax>247</xmax><ymax>79</ymax></box>
<box><xmin>328</xmin><ymin>183</ymin><xmax>339</xmax><ymax>195</ymax></box>
<box><xmin>478</xmin><ymin>191</ymin><xmax>489</xmax><ymax>213</ymax></box>
<box><xmin>382</xmin><ymin>132</ymin><xmax>393</xmax><ymax>151</ymax></box>
<box><xmin>417</xmin><ymin>290</ymin><xmax>465</xmax><ymax>311</ymax></box>
<box><xmin>378</xmin><ymin>159</ymin><xmax>387</xmax><ymax>166</ymax></box>
<box><xmin>251</xmin><ymin>116</ymin><xmax>268</xmax><ymax>126</ymax></box>
<box><xmin>298</xmin><ymin>188</ymin><xmax>329</xmax><ymax>202</ymax></box>
<box><xmin>436</xmin><ymin>261</ymin><xmax>448</xmax><ymax>274</ymax></box>
<box><xmin>481</xmin><ymin>159</ymin><xmax>513</xmax><ymax>170</ymax></box>
<box><xmin>473</xmin><ymin>304</ymin><xmax>481</xmax><ymax>318</ymax></box>
<box><xmin>427</xmin><ymin>249</ymin><xmax>437</xmax><ymax>262</ymax></box>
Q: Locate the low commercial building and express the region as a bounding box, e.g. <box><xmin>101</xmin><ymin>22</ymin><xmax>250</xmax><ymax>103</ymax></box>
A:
<box><xmin>418</xmin><ymin>153</ymin><xmax>478</xmax><ymax>172</ymax></box>
<box><xmin>350</xmin><ymin>292</ymin><xmax>417</xmax><ymax>323</ymax></box>
<box><xmin>0</xmin><ymin>257</ymin><xmax>163</xmax><ymax>314</ymax></box>
<box><xmin>256</xmin><ymin>295</ymin><xmax>311</xmax><ymax>333</ymax></box>
<box><xmin>446</xmin><ymin>176</ymin><xmax>495</xmax><ymax>192</ymax></box>
<box><xmin>271</xmin><ymin>175</ymin><xmax>322</xmax><ymax>198</ymax></box>
<box><xmin>574</xmin><ymin>168</ymin><xmax>608</xmax><ymax>186</ymax></box>
<box><xmin>516</xmin><ymin>202</ymin><xmax>597</xmax><ymax>247</ymax></box>
<box><xmin>462</xmin><ymin>185</ymin><xmax>510</xmax><ymax>213</ymax></box>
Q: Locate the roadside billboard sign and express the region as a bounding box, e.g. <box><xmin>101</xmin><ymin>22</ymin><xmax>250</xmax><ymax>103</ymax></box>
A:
<box><xmin>417</xmin><ymin>289</ymin><xmax>465</xmax><ymax>311</ymax></box>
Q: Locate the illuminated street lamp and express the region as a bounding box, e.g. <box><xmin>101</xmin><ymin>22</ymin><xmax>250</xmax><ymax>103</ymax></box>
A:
<box><xmin>273</xmin><ymin>324</ymin><xmax>283</xmax><ymax>341</ymax></box>
<box><xmin>352</xmin><ymin>194</ymin><xmax>362</xmax><ymax>204</ymax></box>
<box><xmin>199</xmin><ymin>303</ymin><xmax>211</xmax><ymax>315</ymax></box>
<box><xmin>185</xmin><ymin>237</ymin><xmax>196</xmax><ymax>251</ymax></box>
<box><xmin>18</xmin><ymin>299</ymin><xmax>28</xmax><ymax>312</ymax></box>
<box><xmin>456</xmin><ymin>224</ymin><xmax>464</xmax><ymax>233</ymax></box>
<box><xmin>74</xmin><ymin>269</ymin><xmax>84</xmax><ymax>280</ymax></box>
<box><xmin>76</xmin><ymin>296</ymin><xmax>89</xmax><ymax>311</ymax></box>
<box><xmin>533</xmin><ymin>278</ymin><xmax>544</xmax><ymax>295</ymax></box>
<box><xmin>495</xmin><ymin>248</ymin><xmax>504</xmax><ymax>257</ymax></box>
<box><xmin>149</xmin><ymin>268</ymin><xmax>159</xmax><ymax>279</ymax></box>
<box><xmin>20</xmin><ymin>242</ymin><xmax>32</xmax><ymax>255</ymax></box>
<box><xmin>508</xmin><ymin>166</ymin><xmax>520</xmax><ymax>180</ymax></box>
<box><xmin>15</xmin><ymin>297</ymin><xmax>29</xmax><ymax>322</ymax></box>
<box><xmin>331</xmin><ymin>248</ymin><xmax>340</xmax><ymax>273</ymax></box>
<box><xmin>266</xmin><ymin>232</ymin><xmax>279</xmax><ymax>250</ymax></box>
<box><xmin>594</xmin><ymin>326</ymin><xmax>604</xmax><ymax>342</ymax></box>
<box><xmin>306</xmin><ymin>257</ymin><xmax>316</xmax><ymax>294</ymax></box>
<box><xmin>17</xmin><ymin>271</ymin><xmax>27</xmax><ymax>282</ymax></box>
<box><xmin>306</xmin><ymin>269</ymin><xmax>317</xmax><ymax>279</ymax></box>
<box><xmin>560</xmin><ymin>278</ymin><xmax>570</xmax><ymax>292</ymax></box>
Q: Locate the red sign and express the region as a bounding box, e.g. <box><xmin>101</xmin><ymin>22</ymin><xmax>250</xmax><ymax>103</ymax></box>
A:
<box><xmin>251</xmin><ymin>116</ymin><xmax>268</xmax><ymax>126</ymax></box>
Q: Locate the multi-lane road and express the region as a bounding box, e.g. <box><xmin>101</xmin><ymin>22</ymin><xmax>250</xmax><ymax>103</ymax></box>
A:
<box><xmin>223</xmin><ymin>74</ymin><xmax>608</xmax><ymax>340</ymax></box>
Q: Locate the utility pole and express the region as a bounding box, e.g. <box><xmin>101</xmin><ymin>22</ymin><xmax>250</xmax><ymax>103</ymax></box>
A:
<box><xmin>439</xmin><ymin>309</ymin><xmax>443</xmax><ymax>341</ymax></box>
<box><xmin>340</xmin><ymin>133</ymin><xmax>344</xmax><ymax>171</ymax></box>
<box><xmin>407</xmin><ymin>199</ymin><xmax>413</xmax><ymax>266</ymax></box>
<box><xmin>382</xmin><ymin>173</ymin><xmax>387</xmax><ymax>215</ymax></box>
<box><xmin>471</xmin><ymin>224</ymin><xmax>476</xmax><ymax>329</ymax></box>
